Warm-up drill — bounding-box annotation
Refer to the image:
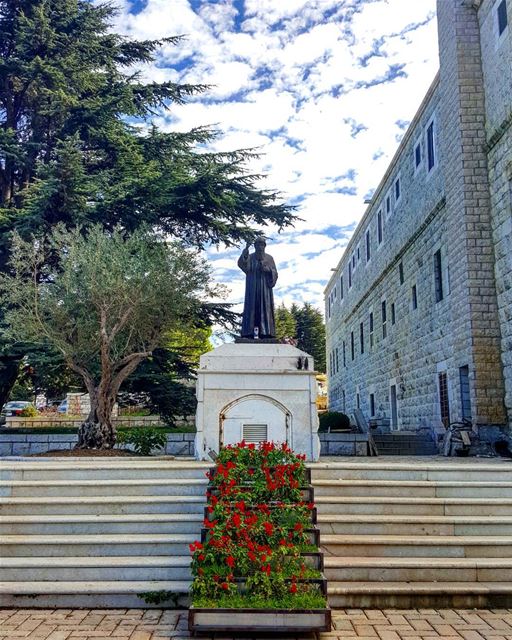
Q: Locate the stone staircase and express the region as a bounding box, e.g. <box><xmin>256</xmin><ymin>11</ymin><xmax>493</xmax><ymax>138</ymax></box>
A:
<box><xmin>312</xmin><ymin>458</ymin><xmax>512</xmax><ymax>608</ymax></box>
<box><xmin>0</xmin><ymin>458</ymin><xmax>210</xmax><ymax>607</ymax></box>
<box><xmin>372</xmin><ymin>432</ymin><xmax>438</xmax><ymax>455</ymax></box>
<box><xmin>3</xmin><ymin>456</ymin><xmax>512</xmax><ymax>609</ymax></box>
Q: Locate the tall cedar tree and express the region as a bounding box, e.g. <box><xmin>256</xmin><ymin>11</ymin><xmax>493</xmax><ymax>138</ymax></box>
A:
<box><xmin>0</xmin><ymin>0</ymin><xmax>294</xmax><ymax>407</ymax></box>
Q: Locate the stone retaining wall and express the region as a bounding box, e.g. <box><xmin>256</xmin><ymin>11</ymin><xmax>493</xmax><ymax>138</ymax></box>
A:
<box><xmin>0</xmin><ymin>432</ymin><xmax>195</xmax><ymax>457</ymax></box>
<box><xmin>0</xmin><ymin>432</ymin><xmax>368</xmax><ymax>457</ymax></box>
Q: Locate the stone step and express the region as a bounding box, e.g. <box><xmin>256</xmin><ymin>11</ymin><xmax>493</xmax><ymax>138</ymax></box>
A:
<box><xmin>373</xmin><ymin>435</ymin><xmax>435</xmax><ymax>442</ymax></box>
<box><xmin>0</xmin><ymin>580</ymin><xmax>191</xmax><ymax>608</ymax></box>
<box><xmin>0</xmin><ymin>556</ymin><xmax>192</xmax><ymax>582</ymax></box>
<box><xmin>0</xmin><ymin>534</ymin><xmax>197</xmax><ymax>557</ymax></box>
<box><xmin>0</xmin><ymin>459</ymin><xmax>210</xmax><ymax>482</ymax></box>
<box><xmin>373</xmin><ymin>448</ymin><xmax>438</xmax><ymax>456</ymax></box>
<box><xmin>320</xmin><ymin>534</ymin><xmax>512</xmax><ymax>557</ymax></box>
<box><xmin>312</xmin><ymin>479</ymin><xmax>512</xmax><ymax>498</ymax></box>
<box><xmin>0</xmin><ymin>513</ymin><xmax>204</xmax><ymax>536</ymax></box>
<box><xmin>0</xmin><ymin>495</ymin><xmax>206</xmax><ymax>515</ymax></box>
<box><xmin>310</xmin><ymin>461</ymin><xmax>512</xmax><ymax>481</ymax></box>
<box><xmin>314</xmin><ymin>496</ymin><xmax>512</xmax><ymax>515</ymax></box>
<box><xmin>1</xmin><ymin>478</ymin><xmax>208</xmax><ymax>498</ymax></box>
<box><xmin>326</xmin><ymin>581</ymin><xmax>512</xmax><ymax>608</ymax></box>
<box><xmin>317</xmin><ymin>514</ymin><xmax>512</xmax><ymax>536</ymax></box>
<box><xmin>323</xmin><ymin>556</ymin><xmax>512</xmax><ymax>582</ymax></box>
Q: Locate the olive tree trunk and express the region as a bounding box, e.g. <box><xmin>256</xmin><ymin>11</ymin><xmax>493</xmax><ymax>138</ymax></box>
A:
<box><xmin>74</xmin><ymin>353</ymin><xmax>147</xmax><ymax>449</ymax></box>
<box><xmin>76</xmin><ymin>387</ymin><xmax>117</xmax><ymax>449</ymax></box>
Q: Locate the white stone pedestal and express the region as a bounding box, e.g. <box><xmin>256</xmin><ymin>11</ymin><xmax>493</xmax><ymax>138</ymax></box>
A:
<box><xmin>194</xmin><ymin>342</ymin><xmax>320</xmax><ymax>461</ymax></box>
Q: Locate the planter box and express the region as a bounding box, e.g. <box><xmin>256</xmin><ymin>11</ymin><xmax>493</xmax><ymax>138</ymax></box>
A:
<box><xmin>204</xmin><ymin>504</ymin><xmax>318</xmax><ymax>524</ymax></box>
<box><xmin>188</xmin><ymin>606</ymin><xmax>331</xmax><ymax>633</ymax></box>
<box><xmin>208</xmin><ymin>466</ymin><xmax>312</xmax><ymax>485</ymax></box>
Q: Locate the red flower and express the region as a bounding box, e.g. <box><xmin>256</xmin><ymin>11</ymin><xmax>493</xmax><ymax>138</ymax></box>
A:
<box><xmin>198</xmin><ymin>554</ymin><xmax>205</xmax><ymax>562</ymax></box>
<box><xmin>289</xmin><ymin>583</ymin><xmax>297</xmax><ymax>594</ymax></box>
<box><xmin>262</xmin><ymin>564</ymin><xmax>271</xmax><ymax>575</ymax></box>
<box><xmin>226</xmin><ymin>555</ymin><xmax>235</xmax><ymax>568</ymax></box>
<box><xmin>221</xmin><ymin>582</ymin><xmax>229</xmax><ymax>590</ymax></box>
<box><xmin>263</xmin><ymin>522</ymin><xmax>273</xmax><ymax>536</ymax></box>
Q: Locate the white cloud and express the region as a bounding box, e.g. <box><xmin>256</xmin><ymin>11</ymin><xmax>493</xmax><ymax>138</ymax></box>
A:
<box><xmin>112</xmin><ymin>0</ymin><xmax>438</xmax><ymax>314</ymax></box>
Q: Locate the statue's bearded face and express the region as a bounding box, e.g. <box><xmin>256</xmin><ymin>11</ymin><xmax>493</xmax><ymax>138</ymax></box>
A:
<box><xmin>254</xmin><ymin>240</ymin><xmax>265</xmax><ymax>258</ymax></box>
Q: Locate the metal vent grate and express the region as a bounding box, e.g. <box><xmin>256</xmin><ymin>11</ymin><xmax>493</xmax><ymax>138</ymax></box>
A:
<box><xmin>242</xmin><ymin>424</ymin><xmax>268</xmax><ymax>444</ymax></box>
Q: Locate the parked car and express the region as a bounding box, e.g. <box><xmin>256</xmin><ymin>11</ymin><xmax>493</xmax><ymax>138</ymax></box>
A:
<box><xmin>0</xmin><ymin>401</ymin><xmax>34</xmax><ymax>425</ymax></box>
<box><xmin>57</xmin><ymin>399</ymin><xmax>68</xmax><ymax>414</ymax></box>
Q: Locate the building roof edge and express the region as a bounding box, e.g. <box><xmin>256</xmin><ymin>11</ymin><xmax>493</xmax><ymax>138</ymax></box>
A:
<box><xmin>323</xmin><ymin>71</ymin><xmax>441</xmax><ymax>295</ymax></box>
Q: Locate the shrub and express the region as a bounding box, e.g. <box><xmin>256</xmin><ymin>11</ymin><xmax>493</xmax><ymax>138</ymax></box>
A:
<box><xmin>318</xmin><ymin>411</ymin><xmax>350</xmax><ymax>432</ymax></box>
<box><xmin>117</xmin><ymin>428</ymin><xmax>167</xmax><ymax>455</ymax></box>
<box><xmin>19</xmin><ymin>405</ymin><xmax>38</xmax><ymax>417</ymax></box>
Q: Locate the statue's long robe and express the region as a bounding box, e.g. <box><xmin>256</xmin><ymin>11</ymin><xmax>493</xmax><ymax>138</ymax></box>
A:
<box><xmin>238</xmin><ymin>251</ymin><xmax>278</xmax><ymax>338</ymax></box>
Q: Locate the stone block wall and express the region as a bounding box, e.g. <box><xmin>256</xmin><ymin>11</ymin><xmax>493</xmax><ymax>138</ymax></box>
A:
<box><xmin>478</xmin><ymin>0</ymin><xmax>512</xmax><ymax>427</ymax></box>
<box><xmin>325</xmin><ymin>0</ymin><xmax>510</xmax><ymax>432</ymax></box>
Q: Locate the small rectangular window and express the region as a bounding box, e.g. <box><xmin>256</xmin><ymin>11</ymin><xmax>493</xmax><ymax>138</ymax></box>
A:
<box><xmin>415</xmin><ymin>142</ymin><xmax>422</xmax><ymax>168</ymax></box>
<box><xmin>370</xmin><ymin>393</ymin><xmax>375</xmax><ymax>417</ymax></box>
<box><xmin>399</xmin><ymin>262</ymin><xmax>404</xmax><ymax>285</ymax></box>
<box><xmin>386</xmin><ymin>193</ymin><xmax>391</xmax><ymax>216</ymax></box>
<box><xmin>438</xmin><ymin>371</ymin><xmax>450</xmax><ymax>427</ymax></box>
<box><xmin>335</xmin><ymin>347</ymin><xmax>339</xmax><ymax>373</ymax></box>
<box><xmin>360</xmin><ymin>321</ymin><xmax>364</xmax><ymax>354</ymax></box>
<box><xmin>357</xmin><ymin>244</ymin><xmax>361</xmax><ymax>262</ymax></box>
<box><xmin>340</xmin><ymin>275</ymin><xmax>344</xmax><ymax>300</ymax></box>
<box><xmin>459</xmin><ymin>365</ymin><xmax>472</xmax><ymax>421</ymax></box>
<box><xmin>427</xmin><ymin>120</ymin><xmax>435</xmax><ymax>171</ymax></box>
<box><xmin>412</xmin><ymin>284</ymin><xmax>418</xmax><ymax>310</ymax></box>
<box><xmin>498</xmin><ymin>0</ymin><xmax>508</xmax><ymax>35</ymax></box>
<box><xmin>394</xmin><ymin>177</ymin><xmax>401</xmax><ymax>202</ymax></box>
<box><xmin>382</xmin><ymin>300</ymin><xmax>387</xmax><ymax>339</ymax></box>
<box><xmin>377</xmin><ymin>210</ymin><xmax>383</xmax><ymax>244</ymax></box>
<box><xmin>343</xmin><ymin>340</ymin><xmax>346</xmax><ymax>367</ymax></box>
<box><xmin>434</xmin><ymin>249</ymin><xmax>444</xmax><ymax>302</ymax></box>
<box><xmin>366</xmin><ymin>229</ymin><xmax>371</xmax><ymax>262</ymax></box>
<box><xmin>356</xmin><ymin>392</ymin><xmax>360</xmax><ymax>409</ymax></box>
<box><xmin>391</xmin><ymin>302</ymin><xmax>396</xmax><ymax>325</ymax></box>
<box><xmin>351</xmin><ymin>331</ymin><xmax>355</xmax><ymax>361</ymax></box>
<box><xmin>348</xmin><ymin>262</ymin><xmax>352</xmax><ymax>288</ymax></box>
<box><xmin>369</xmin><ymin>312</ymin><xmax>374</xmax><ymax>349</ymax></box>
<box><xmin>352</xmin><ymin>253</ymin><xmax>356</xmax><ymax>268</ymax></box>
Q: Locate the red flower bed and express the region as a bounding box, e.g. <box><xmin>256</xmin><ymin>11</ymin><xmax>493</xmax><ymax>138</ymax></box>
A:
<box><xmin>190</xmin><ymin>441</ymin><xmax>327</xmax><ymax>609</ymax></box>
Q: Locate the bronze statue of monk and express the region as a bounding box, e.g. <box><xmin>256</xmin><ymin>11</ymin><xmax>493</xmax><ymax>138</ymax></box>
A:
<box><xmin>238</xmin><ymin>237</ymin><xmax>278</xmax><ymax>339</ymax></box>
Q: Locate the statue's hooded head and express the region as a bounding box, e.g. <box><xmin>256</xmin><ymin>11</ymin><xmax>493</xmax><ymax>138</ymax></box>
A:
<box><xmin>254</xmin><ymin>236</ymin><xmax>266</xmax><ymax>258</ymax></box>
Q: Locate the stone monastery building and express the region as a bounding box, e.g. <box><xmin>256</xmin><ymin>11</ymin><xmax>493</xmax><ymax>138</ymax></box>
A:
<box><xmin>325</xmin><ymin>0</ymin><xmax>511</xmax><ymax>435</ymax></box>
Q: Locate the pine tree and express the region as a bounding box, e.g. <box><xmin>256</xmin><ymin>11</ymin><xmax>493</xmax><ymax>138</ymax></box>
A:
<box><xmin>0</xmin><ymin>0</ymin><xmax>294</xmax><ymax>407</ymax></box>
<box><xmin>275</xmin><ymin>303</ymin><xmax>297</xmax><ymax>341</ymax></box>
<box><xmin>292</xmin><ymin>303</ymin><xmax>326</xmax><ymax>373</ymax></box>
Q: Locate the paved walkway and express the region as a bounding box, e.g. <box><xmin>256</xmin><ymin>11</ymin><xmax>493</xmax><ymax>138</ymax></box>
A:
<box><xmin>2</xmin><ymin>609</ymin><xmax>512</xmax><ymax>639</ymax></box>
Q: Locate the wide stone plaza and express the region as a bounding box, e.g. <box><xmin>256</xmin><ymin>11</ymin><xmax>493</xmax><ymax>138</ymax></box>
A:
<box><xmin>3</xmin><ymin>608</ymin><xmax>512</xmax><ymax>640</ymax></box>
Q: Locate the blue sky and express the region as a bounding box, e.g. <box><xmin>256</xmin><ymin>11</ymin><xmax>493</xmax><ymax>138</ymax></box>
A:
<box><xmin>111</xmin><ymin>0</ymin><xmax>439</xmax><ymax>317</ymax></box>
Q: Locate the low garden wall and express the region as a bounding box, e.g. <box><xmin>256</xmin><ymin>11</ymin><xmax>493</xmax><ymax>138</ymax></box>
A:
<box><xmin>0</xmin><ymin>431</ymin><xmax>368</xmax><ymax>457</ymax></box>
<box><xmin>0</xmin><ymin>432</ymin><xmax>195</xmax><ymax>457</ymax></box>
<box><xmin>318</xmin><ymin>432</ymin><xmax>368</xmax><ymax>456</ymax></box>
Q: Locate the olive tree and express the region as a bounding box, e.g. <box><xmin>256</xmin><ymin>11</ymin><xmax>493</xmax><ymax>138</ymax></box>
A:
<box><xmin>1</xmin><ymin>225</ymin><xmax>216</xmax><ymax>448</ymax></box>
